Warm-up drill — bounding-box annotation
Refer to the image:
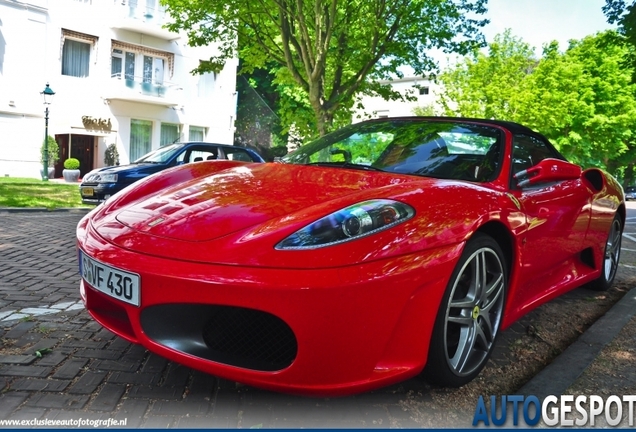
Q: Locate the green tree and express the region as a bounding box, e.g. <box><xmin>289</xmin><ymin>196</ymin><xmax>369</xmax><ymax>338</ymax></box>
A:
<box><xmin>40</xmin><ymin>135</ymin><xmax>59</xmax><ymax>168</ymax></box>
<box><xmin>532</xmin><ymin>32</ymin><xmax>636</xmax><ymax>170</ymax></box>
<box><xmin>162</xmin><ymin>0</ymin><xmax>488</xmax><ymax>136</ymax></box>
<box><xmin>412</xmin><ymin>104</ymin><xmax>440</xmax><ymax>116</ymax></box>
<box><xmin>437</xmin><ymin>29</ymin><xmax>537</xmax><ymax>121</ymax></box>
<box><xmin>436</xmin><ymin>30</ymin><xmax>636</xmax><ymax>175</ymax></box>
<box><xmin>604</xmin><ymin>1</ymin><xmax>636</xmax><ymax>45</ymax></box>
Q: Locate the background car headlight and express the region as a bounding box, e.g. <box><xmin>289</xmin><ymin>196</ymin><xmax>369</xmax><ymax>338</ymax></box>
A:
<box><xmin>276</xmin><ymin>199</ymin><xmax>415</xmax><ymax>249</ymax></box>
<box><xmin>98</xmin><ymin>173</ymin><xmax>118</xmax><ymax>183</ymax></box>
<box><xmin>83</xmin><ymin>172</ymin><xmax>118</xmax><ymax>183</ymax></box>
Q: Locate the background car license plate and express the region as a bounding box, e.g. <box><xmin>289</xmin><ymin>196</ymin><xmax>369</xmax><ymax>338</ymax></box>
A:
<box><xmin>79</xmin><ymin>251</ymin><xmax>140</xmax><ymax>306</ymax></box>
<box><xmin>81</xmin><ymin>187</ymin><xmax>94</xmax><ymax>196</ymax></box>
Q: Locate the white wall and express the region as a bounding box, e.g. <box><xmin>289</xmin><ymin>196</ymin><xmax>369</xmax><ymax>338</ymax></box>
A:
<box><xmin>353</xmin><ymin>76</ymin><xmax>442</xmax><ymax>122</ymax></box>
<box><xmin>0</xmin><ymin>0</ymin><xmax>238</xmax><ymax>178</ymax></box>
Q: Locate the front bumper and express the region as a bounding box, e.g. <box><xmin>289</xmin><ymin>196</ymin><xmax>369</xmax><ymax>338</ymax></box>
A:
<box><xmin>79</xmin><ymin>183</ymin><xmax>117</xmax><ymax>205</ymax></box>
<box><xmin>77</xmin><ymin>218</ymin><xmax>462</xmax><ymax>396</ymax></box>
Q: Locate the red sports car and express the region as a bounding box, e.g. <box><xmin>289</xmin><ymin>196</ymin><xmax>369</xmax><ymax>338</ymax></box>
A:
<box><xmin>77</xmin><ymin>117</ymin><xmax>625</xmax><ymax>396</ymax></box>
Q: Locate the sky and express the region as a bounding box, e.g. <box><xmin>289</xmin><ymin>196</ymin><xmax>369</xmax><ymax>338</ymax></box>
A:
<box><xmin>481</xmin><ymin>0</ymin><xmax>616</xmax><ymax>54</ymax></box>
<box><xmin>424</xmin><ymin>0</ymin><xmax>617</xmax><ymax>69</ymax></box>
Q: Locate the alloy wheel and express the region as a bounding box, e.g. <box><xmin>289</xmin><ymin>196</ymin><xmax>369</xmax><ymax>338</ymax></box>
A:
<box><xmin>443</xmin><ymin>247</ymin><xmax>505</xmax><ymax>377</ymax></box>
<box><xmin>603</xmin><ymin>218</ymin><xmax>622</xmax><ymax>282</ymax></box>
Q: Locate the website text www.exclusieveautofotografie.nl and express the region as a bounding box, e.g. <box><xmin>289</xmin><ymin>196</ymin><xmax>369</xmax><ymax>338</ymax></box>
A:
<box><xmin>0</xmin><ymin>418</ymin><xmax>127</xmax><ymax>428</ymax></box>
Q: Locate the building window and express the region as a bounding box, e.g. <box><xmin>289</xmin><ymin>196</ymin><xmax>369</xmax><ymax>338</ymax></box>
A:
<box><xmin>130</xmin><ymin>119</ymin><xmax>152</xmax><ymax>161</ymax></box>
<box><xmin>197</xmin><ymin>71</ymin><xmax>216</xmax><ymax>98</ymax></box>
<box><xmin>61</xmin><ymin>29</ymin><xmax>97</xmax><ymax>78</ymax></box>
<box><xmin>161</xmin><ymin>123</ymin><xmax>180</xmax><ymax>146</ymax></box>
<box><xmin>419</xmin><ymin>86</ymin><xmax>430</xmax><ymax>95</ymax></box>
<box><xmin>189</xmin><ymin>126</ymin><xmax>206</xmax><ymax>141</ymax></box>
<box><xmin>112</xmin><ymin>51</ymin><xmax>164</xmax><ymax>85</ymax></box>
<box><xmin>111</xmin><ymin>41</ymin><xmax>173</xmax><ymax>85</ymax></box>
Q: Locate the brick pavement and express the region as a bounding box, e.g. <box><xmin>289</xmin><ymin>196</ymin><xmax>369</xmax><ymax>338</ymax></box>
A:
<box><xmin>0</xmin><ymin>209</ymin><xmax>634</xmax><ymax>428</ymax></box>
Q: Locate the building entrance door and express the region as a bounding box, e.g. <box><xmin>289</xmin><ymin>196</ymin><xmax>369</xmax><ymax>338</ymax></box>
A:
<box><xmin>55</xmin><ymin>134</ymin><xmax>95</xmax><ymax>178</ymax></box>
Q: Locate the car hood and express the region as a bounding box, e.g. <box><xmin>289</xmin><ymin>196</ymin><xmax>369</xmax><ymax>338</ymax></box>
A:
<box><xmin>109</xmin><ymin>163</ymin><xmax>420</xmax><ymax>242</ymax></box>
<box><xmin>89</xmin><ymin>163</ymin><xmax>166</xmax><ymax>179</ymax></box>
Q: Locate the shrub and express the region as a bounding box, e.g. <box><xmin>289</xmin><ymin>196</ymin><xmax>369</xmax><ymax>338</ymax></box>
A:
<box><xmin>104</xmin><ymin>143</ymin><xmax>120</xmax><ymax>166</ymax></box>
<box><xmin>40</xmin><ymin>136</ymin><xmax>59</xmax><ymax>167</ymax></box>
<box><xmin>63</xmin><ymin>158</ymin><xmax>80</xmax><ymax>170</ymax></box>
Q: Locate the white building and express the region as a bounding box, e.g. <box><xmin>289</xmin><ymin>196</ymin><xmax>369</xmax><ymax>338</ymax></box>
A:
<box><xmin>354</xmin><ymin>75</ymin><xmax>441</xmax><ymax>122</ymax></box>
<box><xmin>0</xmin><ymin>0</ymin><xmax>238</xmax><ymax>179</ymax></box>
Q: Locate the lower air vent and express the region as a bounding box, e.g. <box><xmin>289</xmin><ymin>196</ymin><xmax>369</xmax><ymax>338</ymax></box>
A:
<box><xmin>202</xmin><ymin>307</ymin><xmax>297</xmax><ymax>371</ymax></box>
<box><xmin>141</xmin><ymin>304</ymin><xmax>297</xmax><ymax>371</ymax></box>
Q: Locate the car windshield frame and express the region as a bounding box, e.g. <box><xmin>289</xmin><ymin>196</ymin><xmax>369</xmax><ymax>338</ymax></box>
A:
<box><xmin>133</xmin><ymin>143</ymin><xmax>185</xmax><ymax>164</ymax></box>
<box><xmin>282</xmin><ymin>119</ymin><xmax>505</xmax><ymax>182</ymax></box>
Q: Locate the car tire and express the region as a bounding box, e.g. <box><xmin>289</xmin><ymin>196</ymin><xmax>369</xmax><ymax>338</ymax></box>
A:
<box><xmin>589</xmin><ymin>214</ymin><xmax>622</xmax><ymax>291</ymax></box>
<box><xmin>423</xmin><ymin>233</ymin><xmax>507</xmax><ymax>387</ymax></box>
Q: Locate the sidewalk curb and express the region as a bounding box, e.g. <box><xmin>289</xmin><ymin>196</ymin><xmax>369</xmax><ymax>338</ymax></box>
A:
<box><xmin>518</xmin><ymin>287</ymin><xmax>636</xmax><ymax>399</ymax></box>
<box><xmin>0</xmin><ymin>207</ymin><xmax>92</xmax><ymax>213</ymax></box>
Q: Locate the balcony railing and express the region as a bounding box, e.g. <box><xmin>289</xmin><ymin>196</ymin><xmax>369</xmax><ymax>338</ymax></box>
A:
<box><xmin>111</xmin><ymin>0</ymin><xmax>180</xmax><ymax>40</ymax></box>
<box><xmin>125</xmin><ymin>0</ymin><xmax>166</xmax><ymax>25</ymax></box>
<box><xmin>104</xmin><ymin>74</ymin><xmax>183</xmax><ymax>106</ymax></box>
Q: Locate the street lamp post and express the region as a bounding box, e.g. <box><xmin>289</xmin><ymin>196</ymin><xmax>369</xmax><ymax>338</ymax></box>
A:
<box><xmin>40</xmin><ymin>83</ymin><xmax>55</xmax><ymax>181</ymax></box>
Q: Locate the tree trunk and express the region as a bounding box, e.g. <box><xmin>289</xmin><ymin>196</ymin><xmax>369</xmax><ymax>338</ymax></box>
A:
<box><xmin>625</xmin><ymin>162</ymin><xmax>635</xmax><ymax>187</ymax></box>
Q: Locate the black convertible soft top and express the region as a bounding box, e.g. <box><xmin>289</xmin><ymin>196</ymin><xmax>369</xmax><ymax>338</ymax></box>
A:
<box><xmin>384</xmin><ymin>116</ymin><xmax>543</xmax><ymax>137</ymax></box>
<box><xmin>358</xmin><ymin>116</ymin><xmax>566</xmax><ymax>162</ymax></box>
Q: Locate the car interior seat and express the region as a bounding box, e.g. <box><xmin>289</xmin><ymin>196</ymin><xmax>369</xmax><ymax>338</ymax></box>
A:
<box><xmin>193</xmin><ymin>157</ymin><xmax>203</xmax><ymax>162</ymax></box>
<box><xmin>476</xmin><ymin>142</ymin><xmax>501</xmax><ymax>181</ymax></box>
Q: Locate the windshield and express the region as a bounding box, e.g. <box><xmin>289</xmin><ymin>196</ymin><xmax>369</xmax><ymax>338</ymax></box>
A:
<box><xmin>282</xmin><ymin>119</ymin><xmax>504</xmax><ymax>182</ymax></box>
<box><xmin>133</xmin><ymin>143</ymin><xmax>184</xmax><ymax>163</ymax></box>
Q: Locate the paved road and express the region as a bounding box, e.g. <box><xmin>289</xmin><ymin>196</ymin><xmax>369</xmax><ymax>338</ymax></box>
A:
<box><xmin>0</xmin><ymin>205</ymin><xmax>634</xmax><ymax>428</ymax></box>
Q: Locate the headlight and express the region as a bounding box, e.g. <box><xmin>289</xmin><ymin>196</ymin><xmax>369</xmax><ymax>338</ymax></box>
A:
<box><xmin>276</xmin><ymin>199</ymin><xmax>415</xmax><ymax>249</ymax></box>
<box><xmin>99</xmin><ymin>173</ymin><xmax>118</xmax><ymax>183</ymax></box>
<box><xmin>84</xmin><ymin>172</ymin><xmax>118</xmax><ymax>183</ymax></box>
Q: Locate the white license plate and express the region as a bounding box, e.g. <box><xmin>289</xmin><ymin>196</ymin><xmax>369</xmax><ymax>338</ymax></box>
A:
<box><xmin>79</xmin><ymin>250</ymin><xmax>140</xmax><ymax>306</ymax></box>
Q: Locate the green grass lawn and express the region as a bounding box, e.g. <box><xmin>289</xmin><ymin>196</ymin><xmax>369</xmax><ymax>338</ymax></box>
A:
<box><xmin>0</xmin><ymin>177</ymin><xmax>89</xmax><ymax>209</ymax></box>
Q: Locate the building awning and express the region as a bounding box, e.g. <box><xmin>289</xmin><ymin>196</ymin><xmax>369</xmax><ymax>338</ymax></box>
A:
<box><xmin>54</xmin><ymin>127</ymin><xmax>117</xmax><ymax>137</ymax></box>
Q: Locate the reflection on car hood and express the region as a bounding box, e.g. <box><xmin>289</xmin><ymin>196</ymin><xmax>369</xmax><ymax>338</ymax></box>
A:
<box><xmin>83</xmin><ymin>163</ymin><xmax>164</xmax><ymax>182</ymax></box>
<box><xmin>112</xmin><ymin>163</ymin><xmax>419</xmax><ymax>242</ymax></box>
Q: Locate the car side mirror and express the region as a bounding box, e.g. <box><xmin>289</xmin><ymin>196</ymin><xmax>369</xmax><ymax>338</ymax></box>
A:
<box><xmin>515</xmin><ymin>158</ymin><xmax>581</xmax><ymax>188</ymax></box>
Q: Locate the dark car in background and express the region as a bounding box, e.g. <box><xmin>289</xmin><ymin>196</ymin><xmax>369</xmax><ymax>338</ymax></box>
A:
<box><xmin>626</xmin><ymin>186</ymin><xmax>636</xmax><ymax>201</ymax></box>
<box><xmin>79</xmin><ymin>142</ymin><xmax>265</xmax><ymax>205</ymax></box>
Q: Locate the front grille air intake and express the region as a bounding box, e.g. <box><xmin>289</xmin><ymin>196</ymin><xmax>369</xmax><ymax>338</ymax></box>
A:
<box><xmin>202</xmin><ymin>306</ymin><xmax>297</xmax><ymax>371</ymax></box>
<box><xmin>141</xmin><ymin>304</ymin><xmax>297</xmax><ymax>372</ymax></box>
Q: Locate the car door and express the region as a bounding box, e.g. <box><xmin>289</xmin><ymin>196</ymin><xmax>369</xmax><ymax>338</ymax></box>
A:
<box><xmin>508</xmin><ymin>134</ymin><xmax>592</xmax><ymax>307</ymax></box>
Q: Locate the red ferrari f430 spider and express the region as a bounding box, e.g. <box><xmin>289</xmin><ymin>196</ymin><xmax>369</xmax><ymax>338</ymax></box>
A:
<box><xmin>77</xmin><ymin>117</ymin><xmax>625</xmax><ymax>396</ymax></box>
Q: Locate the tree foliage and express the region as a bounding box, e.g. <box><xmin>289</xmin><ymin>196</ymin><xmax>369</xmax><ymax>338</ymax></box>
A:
<box><xmin>436</xmin><ymin>30</ymin><xmax>636</xmax><ymax>183</ymax></box>
<box><xmin>40</xmin><ymin>135</ymin><xmax>59</xmax><ymax>168</ymax></box>
<box><xmin>162</xmin><ymin>0</ymin><xmax>488</xmax><ymax>136</ymax></box>
<box><xmin>604</xmin><ymin>1</ymin><xmax>636</xmax><ymax>43</ymax></box>
<box><xmin>104</xmin><ymin>143</ymin><xmax>120</xmax><ymax>166</ymax></box>
<box><xmin>437</xmin><ymin>30</ymin><xmax>536</xmax><ymax>120</ymax></box>
<box><xmin>603</xmin><ymin>1</ymin><xmax>636</xmax><ymax>185</ymax></box>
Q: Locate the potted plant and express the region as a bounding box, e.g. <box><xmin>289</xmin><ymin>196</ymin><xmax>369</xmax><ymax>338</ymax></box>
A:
<box><xmin>104</xmin><ymin>143</ymin><xmax>120</xmax><ymax>166</ymax></box>
<box><xmin>40</xmin><ymin>135</ymin><xmax>59</xmax><ymax>179</ymax></box>
<box><xmin>62</xmin><ymin>157</ymin><xmax>81</xmax><ymax>182</ymax></box>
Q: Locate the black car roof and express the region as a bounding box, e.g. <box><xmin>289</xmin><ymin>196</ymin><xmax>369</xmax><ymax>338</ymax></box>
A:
<box><xmin>375</xmin><ymin>116</ymin><xmax>545</xmax><ymax>138</ymax></box>
<box><xmin>175</xmin><ymin>141</ymin><xmax>252</xmax><ymax>150</ymax></box>
<box><xmin>358</xmin><ymin>116</ymin><xmax>565</xmax><ymax>161</ymax></box>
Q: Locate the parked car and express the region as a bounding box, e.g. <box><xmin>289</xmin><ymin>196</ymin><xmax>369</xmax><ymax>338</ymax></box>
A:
<box><xmin>79</xmin><ymin>142</ymin><xmax>264</xmax><ymax>205</ymax></box>
<box><xmin>77</xmin><ymin>117</ymin><xmax>625</xmax><ymax>396</ymax></box>
<box><xmin>625</xmin><ymin>186</ymin><xmax>636</xmax><ymax>201</ymax></box>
